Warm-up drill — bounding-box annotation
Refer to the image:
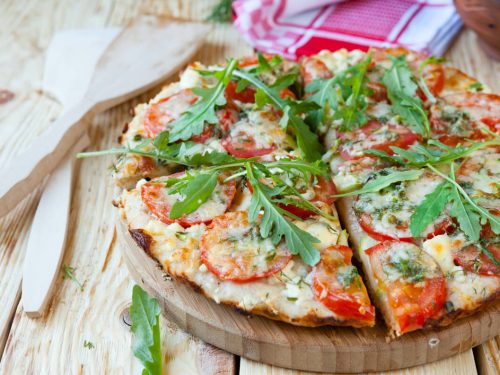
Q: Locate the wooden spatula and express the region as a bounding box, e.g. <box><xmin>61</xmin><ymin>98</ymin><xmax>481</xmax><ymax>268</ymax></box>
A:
<box><xmin>0</xmin><ymin>17</ymin><xmax>211</xmax><ymax>218</ymax></box>
<box><xmin>22</xmin><ymin>28</ymin><xmax>119</xmax><ymax>317</ymax></box>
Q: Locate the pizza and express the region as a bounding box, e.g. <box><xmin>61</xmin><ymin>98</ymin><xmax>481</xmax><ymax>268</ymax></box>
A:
<box><xmin>85</xmin><ymin>48</ymin><xmax>499</xmax><ymax>337</ymax></box>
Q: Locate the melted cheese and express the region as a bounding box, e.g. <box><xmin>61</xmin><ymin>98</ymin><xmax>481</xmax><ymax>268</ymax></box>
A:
<box><xmin>120</xmin><ymin>188</ymin><xmax>357</xmax><ymax>324</ymax></box>
<box><xmin>423</xmin><ymin>234</ymin><xmax>500</xmax><ymax>311</ymax></box>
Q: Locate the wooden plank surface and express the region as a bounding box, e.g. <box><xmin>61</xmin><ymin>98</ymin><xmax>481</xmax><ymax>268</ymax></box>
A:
<box><xmin>0</xmin><ymin>0</ymin><xmax>498</xmax><ymax>374</ymax></box>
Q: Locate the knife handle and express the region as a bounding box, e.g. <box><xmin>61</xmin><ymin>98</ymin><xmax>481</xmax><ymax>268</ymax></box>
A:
<box><xmin>0</xmin><ymin>98</ymin><xmax>96</xmax><ymax>218</ymax></box>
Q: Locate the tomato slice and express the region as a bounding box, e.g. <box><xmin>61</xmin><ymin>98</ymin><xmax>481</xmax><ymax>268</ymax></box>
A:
<box><xmin>143</xmin><ymin>89</ymin><xmax>198</xmax><ymax>138</ymax></box>
<box><xmin>248</xmin><ymin>175</ymin><xmax>337</xmax><ymax>220</ymax></box>
<box><xmin>221</xmin><ymin>112</ymin><xmax>282</xmax><ymax>158</ymax></box>
<box><xmin>366</xmin><ymin>241</ymin><xmax>446</xmax><ymax>334</ymax></box>
<box><xmin>430</xmin><ymin>93</ymin><xmax>500</xmax><ymax>144</ymax></box>
<box><xmin>300</xmin><ymin>56</ymin><xmax>333</xmax><ymax>85</ymax></box>
<box><xmin>140</xmin><ymin>172</ymin><xmax>236</xmax><ymax>228</ymax></box>
<box><xmin>367</xmin><ymin>81</ymin><xmax>388</xmax><ymax>102</ymax></box>
<box><xmin>339</xmin><ymin>122</ymin><xmax>419</xmax><ymax>160</ymax></box>
<box><xmin>225</xmin><ymin>80</ymin><xmax>256</xmax><ymax>104</ymax></box>
<box><xmin>222</xmin><ymin>134</ymin><xmax>276</xmax><ymax>158</ymax></box>
<box><xmin>453</xmin><ymin>243</ymin><xmax>500</xmax><ymax>277</ymax></box>
<box><xmin>200</xmin><ymin>211</ymin><xmax>292</xmax><ymax>282</ymax></box>
<box><xmin>354</xmin><ymin>171</ymin><xmax>454</xmax><ymax>241</ymax></box>
<box><xmin>313</xmin><ymin>176</ymin><xmax>337</xmax><ymax>206</ymax></box>
<box><xmin>312</xmin><ymin>245</ymin><xmax>375</xmax><ymax>324</ymax></box>
<box><xmin>370</xmin><ymin>47</ymin><xmax>444</xmax><ymax>98</ymax></box>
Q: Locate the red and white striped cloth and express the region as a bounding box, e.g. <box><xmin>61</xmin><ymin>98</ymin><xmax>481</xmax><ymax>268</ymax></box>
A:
<box><xmin>233</xmin><ymin>0</ymin><xmax>462</xmax><ymax>60</ymax></box>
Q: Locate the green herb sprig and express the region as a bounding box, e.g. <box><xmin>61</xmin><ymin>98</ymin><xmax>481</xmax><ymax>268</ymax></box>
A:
<box><xmin>62</xmin><ymin>265</ymin><xmax>85</xmax><ymax>291</ymax></box>
<box><xmin>246</xmin><ymin>162</ymin><xmax>321</xmax><ymax>265</ymax></box>
<box><xmin>334</xmin><ymin>169</ymin><xmax>424</xmax><ymax>197</ymax></box>
<box><xmin>130</xmin><ymin>285</ymin><xmax>162</xmax><ymax>375</ymax></box>
<box><xmin>167</xmin><ymin>58</ymin><xmax>238</xmax><ymax>142</ymax></box>
<box><xmin>382</xmin><ymin>55</ymin><xmax>430</xmax><ymax>137</ymax></box>
<box><xmin>305</xmin><ymin>53</ymin><xmax>372</xmax><ymax>132</ymax></box>
<box><xmin>364</xmin><ymin>139</ymin><xmax>500</xmax><ymax>168</ymax></box>
<box><xmin>232</xmin><ymin>69</ymin><xmax>323</xmax><ymax>161</ymax></box>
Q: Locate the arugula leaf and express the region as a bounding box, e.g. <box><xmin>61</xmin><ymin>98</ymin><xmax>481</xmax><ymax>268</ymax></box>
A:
<box><xmin>304</xmin><ymin>77</ymin><xmax>338</xmax><ymax>130</ymax></box>
<box><xmin>130</xmin><ymin>285</ymin><xmax>162</xmax><ymax>375</ymax></box>
<box><xmin>426</xmin><ymin>163</ymin><xmax>500</xmax><ymax>240</ymax></box>
<box><xmin>410</xmin><ymin>182</ymin><xmax>451</xmax><ymax>237</ymax></box>
<box><xmin>246</xmin><ymin>163</ymin><xmax>321</xmax><ymax>265</ymax></box>
<box><xmin>233</xmin><ymin>69</ymin><xmax>323</xmax><ymax>161</ymax></box>
<box><xmin>364</xmin><ymin>139</ymin><xmax>500</xmax><ymax>167</ymax></box>
<box><xmin>334</xmin><ymin>54</ymin><xmax>371</xmax><ymax>131</ymax></box>
<box><xmin>449</xmin><ymin>185</ymin><xmax>481</xmax><ymax>241</ymax></box>
<box><xmin>335</xmin><ymin>169</ymin><xmax>424</xmax><ymax>197</ymax></box>
<box><xmin>382</xmin><ymin>55</ymin><xmax>430</xmax><ymax>137</ymax></box>
<box><xmin>305</xmin><ymin>54</ymin><xmax>371</xmax><ymax>132</ymax></box>
<box><xmin>168</xmin><ymin>171</ymin><xmax>220</xmax><ymax>219</ymax></box>
<box><xmin>168</xmin><ymin>59</ymin><xmax>237</xmax><ymax>142</ymax></box>
<box><xmin>418</xmin><ymin>56</ymin><xmax>445</xmax><ymax>103</ymax></box>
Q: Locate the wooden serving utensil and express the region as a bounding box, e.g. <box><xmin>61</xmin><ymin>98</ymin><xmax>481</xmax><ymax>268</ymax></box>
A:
<box><xmin>22</xmin><ymin>28</ymin><xmax>119</xmax><ymax>317</ymax></box>
<box><xmin>0</xmin><ymin>17</ymin><xmax>211</xmax><ymax>218</ymax></box>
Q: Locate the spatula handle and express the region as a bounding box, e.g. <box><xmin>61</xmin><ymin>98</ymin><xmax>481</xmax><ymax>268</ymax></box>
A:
<box><xmin>0</xmin><ymin>98</ymin><xmax>95</xmax><ymax>217</ymax></box>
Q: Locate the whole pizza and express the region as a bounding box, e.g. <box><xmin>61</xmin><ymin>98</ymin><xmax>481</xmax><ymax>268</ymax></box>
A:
<box><xmin>89</xmin><ymin>48</ymin><xmax>499</xmax><ymax>337</ymax></box>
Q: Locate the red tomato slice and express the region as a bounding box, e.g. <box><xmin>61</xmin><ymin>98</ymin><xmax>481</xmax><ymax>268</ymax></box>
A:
<box><xmin>140</xmin><ymin>172</ymin><xmax>236</xmax><ymax>228</ymax></box>
<box><xmin>238</xmin><ymin>54</ymin><xmax>276</xmax><ymax>68</ymax></box>
<box><xmin>143</xmin><ymin>89</ymin><xmax>198</xmax><ymax>138</ymax></box>
<box><xmin>300</xmin><ymin>56</ymin><xmax>333</xmax><ymax>85</ymax></box>
<box><xmin>225</xmin><ymin>80</ymin><xmax>256</xmax><ymax>104</ymax></box>
<box><xmin>248</xmin><ymin>176</ymin><xmax>337</xmax><ymax>220</ymax></box>
<box><xmin>221</xmin><ymin>121</ymin><xmax>277</xmax><ymax>159</ymax></box>
<box><xmin>358</xmin><ymin>213</ymin><xmax>454</xmax><ymax>243</ymax></box>
<box><xmin>190</xmin><ymin>125</ymin><xmax>216</xmax><ymax>144</ymax></box>
<box><xmin>339</xmin><ymin>121</ymin><xmax>419</xmax><ymax>160</ymax></box>
<box><xmin>453</xmin><ymin>243</ymin><xmax>500</xmax><ymax>277</ymax></box>
<box><xmin>367</xmin><ymin>81</ymin><xmax>388</xmax><ymax>102</ymax></box>
<box><xmin>313</xmin><ymin>176</ymin><xmax>337</xmax><ymax>206</ymax></box>
<box><xmin>312</xmin><ymin>245</ymin><xmax>375</xmax><ymax>324</ymax></box>
<box><xmin>430</xmin><ymin>93</ymin><xmax>500</xmax><ymax>144</ymax></box>
<box><xmin>354</xmin><ymin>171</ymin><xmax>454</xmax><ymax>241</ymax></box>
<box><xmin>200</xmin><ymin>211</ymin><xmax>292</xmax><ymax>282</ymax></box>
<box><xmin>366</xmin><ymin>241</ymin><xmax>446</xmax><ymax>334</ymax></box>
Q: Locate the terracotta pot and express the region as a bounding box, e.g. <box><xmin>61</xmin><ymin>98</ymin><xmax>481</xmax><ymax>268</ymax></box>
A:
<box><xmin>454</xmin><ymin>0</ymin><xmax>500</xmax><ymax>60</ymax></box>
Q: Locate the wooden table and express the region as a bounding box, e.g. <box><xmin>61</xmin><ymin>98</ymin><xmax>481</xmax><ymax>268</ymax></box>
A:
<box><xmin>0</xmin><ymin>1</ymin><xmax>498</xmax><ymax>374</ymax></box>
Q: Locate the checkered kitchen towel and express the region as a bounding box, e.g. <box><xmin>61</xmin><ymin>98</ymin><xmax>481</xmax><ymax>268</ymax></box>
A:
<box><xmin>233</xmin><ymin>0</ymin><xmax>462</xmax><ymax>59</ymax></box>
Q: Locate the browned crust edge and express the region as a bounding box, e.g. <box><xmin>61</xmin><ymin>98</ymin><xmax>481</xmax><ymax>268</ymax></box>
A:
<box><xmin>127</xmin><ymin>223</ymin><xmax>373</xmax><ymax>329</ymax></box>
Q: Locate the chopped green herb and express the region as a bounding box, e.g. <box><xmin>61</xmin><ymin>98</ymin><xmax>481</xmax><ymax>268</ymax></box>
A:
<box><xmin>62</xmin><ymin>265</ymin><xmax>85</xmax><ymax>291</ymax></box>
<box><xmin>83</xmin><ymin>340</ymin><xmax>95</xmax><ymax>349</ymax></box>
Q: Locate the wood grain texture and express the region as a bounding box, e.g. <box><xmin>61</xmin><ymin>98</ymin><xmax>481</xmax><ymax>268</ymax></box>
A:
<box><xmin>0</xmin><ymin>17</ymin><xmax>211</xmax><ymax>218</ymax></box>
<box><xmin>239</xmin><ymin>350</ymin><xmax>478</xmax><ymax>375</ymax></box>
<box><xmin>0</xmin><ymin>0</ymin><xmax>499</xmax><ymax>374</ymax></box>
<box><xmin>118</xmin><ymin>217</ymin><xmax>499</xmax><ymax>373</ymax></box>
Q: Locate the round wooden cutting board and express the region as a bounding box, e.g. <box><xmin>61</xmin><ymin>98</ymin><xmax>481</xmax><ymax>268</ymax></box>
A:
<box><xmin>117</xmin><ymin>219</ymin><xmax>500</xmax><ymax>373</ymax></box>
